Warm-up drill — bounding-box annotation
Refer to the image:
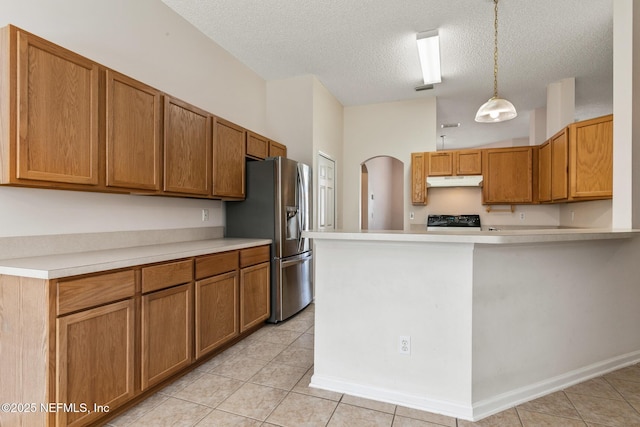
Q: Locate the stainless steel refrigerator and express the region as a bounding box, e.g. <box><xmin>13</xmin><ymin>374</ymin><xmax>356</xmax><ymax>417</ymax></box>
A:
<box><xmin>225</xmin><ymin>157</ymin><xmax>313</xmax><ymax>323</ymax></box>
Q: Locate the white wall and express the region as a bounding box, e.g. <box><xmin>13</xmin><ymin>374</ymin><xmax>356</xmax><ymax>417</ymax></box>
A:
<box><xmin>312</xmin><ymin>239</ymin><xmax>475</xmax><ymax>417</ymax></box>
<box><xmin>0</xmin><ymin>0</ymin><xmax>268</xmax><ymax>237</ymax></box>
<box><xmin>266</xmin><ymin>75</ymin><xmax>314</xmax><ymax>166</ymax></box>
<box><xmin>559</xmin><ymin>200</ymin><xmax>612</xmax><ymax>229</ymax></box>
<box><xmin>473</xmin><ymin>237</ymin><xmax>640</xmax><ymax>410</ymax></box>
<box><xmin>529</xmin><ymin>107</ymin><xmax>547</xmax><ymax>146</ymax></box>
<box><xmin>267</xmin><ymin>76</ymin><xmax>344</xmax><ymax>230</ymax></box>
<box><xmin>424</xmin><ymin>188</ymin><xmax>560</xmax><ymax>228</ymax></box>
<box><xmin>612</xmin><ymin>0</ymin><xmax>640</xmax><ymax>229</ymax></box>
<box><xmin>546</xmin><ymin>78</ymin><xmax>575</xmax><ymax>138</ymax></box>
<box><xmin>311</xmin><ymin>235</ymin><xmax>640</xmax><ymax>420</ymax></box>
<box><xmin>343</xmin><ymin>98</ymin><xmax>437</xmax><ymax>230</ymax></box>
<box><xmin>312</xmin><ymin>78</ymin><xmax>344</xmax><ymax>229</ymax></box>
<box><xmin>0</xmin><ymin>187</ymin><xmax>223</xmax><ymax>237</ymax></box>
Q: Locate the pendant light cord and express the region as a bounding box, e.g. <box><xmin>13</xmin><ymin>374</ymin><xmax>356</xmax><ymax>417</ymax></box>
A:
<box><xmin>493</xmin><ymin>0</ymin><xmax>499</xmax><ymax>99</ymax></box>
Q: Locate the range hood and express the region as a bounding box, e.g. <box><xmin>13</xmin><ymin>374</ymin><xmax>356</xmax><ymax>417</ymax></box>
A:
<box><xmin>426</xmin><ymin>175</ymin><xmax>483</xmax><ymax>188</ymax></box>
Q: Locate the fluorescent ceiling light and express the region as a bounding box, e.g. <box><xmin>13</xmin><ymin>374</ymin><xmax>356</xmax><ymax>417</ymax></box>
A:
<box><xmin>416</xmin><ymin>30</ymin><xmax>442</xmax><ymax>85</ymax></box>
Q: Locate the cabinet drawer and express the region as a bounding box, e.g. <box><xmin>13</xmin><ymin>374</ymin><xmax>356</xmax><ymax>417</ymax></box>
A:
<box><xmin>57</xmin><ymin>270</ymin><xmax>136</xmax><ymax>316</ymax></box>
<box><xmin>196</xmin><ymin>251</ymin><xmax>238</xmax><ymax>280</ymax></box>
<box><xmin>240</xmin><ymin>245</ymin><xmax>271</xmax><ymax>268</ymax></box>
<box><xmin>142</xmin><ymin>259</ymin><xmax>193</xmax><ymax>293</ymax></box>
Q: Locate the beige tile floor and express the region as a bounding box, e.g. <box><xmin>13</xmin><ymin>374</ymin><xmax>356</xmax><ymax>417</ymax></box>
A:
<box><xmin>107</xmin><ymin>303</ymin><xmax>640</xmax><ymax>426</ymax></box>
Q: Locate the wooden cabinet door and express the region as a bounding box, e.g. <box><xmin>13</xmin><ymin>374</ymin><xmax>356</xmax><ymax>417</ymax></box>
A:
<box><xmin>141</xmin><ymin>283</ymin><xmax>193</xmax><ymax>390</ymax></box>
<box><xmin>569</xmin><ymin>114</ymin><xmax>613</xmax><ymax>200</ymax></box>
<box><xmin>14</xmin><ymin>27</ymin><xmax>99</xmax><ymax>186</ymax></box>
<box><xmin>247</xmin><ymin>132</ymin><xmax>269</xmax><ymax>160</ymax></box>
<box><xmin>455</xmin><ymin>150</ymin><xmax>482</xmax><ymax>175</ymax></box>
<box><xmin>240</xmin><ymin>261</ymin><xmax>270</xmax><ymax>333</ymax></box>
<box><xmin>163</xmin><ymin>97</ymin><xmax>212</xmax><ymax>196</ymax></box>
<box><xmin>213</xmin><ymin>118</ymin><xmax>246</xmax><ymax>199</ymax></box>
<box><xmin>106</xmin><ymin>70</ymin><xmax>162</xmax><ymax>191</ymax></box>
<box><xmin>411</xmin><ymin>152</ymin><xmax>427</xmax><ymax>205</ymax></box>
<box><xmin>538</xmin><ymin>141</ymin><xmax>551</xmax><ymax>202</ymax></box>
<box><xmin>482</xmin><ymin>147</ymin><xmax>533</xmax><ymax>204</ymax></box>
<box><xmin>195</xmin><ymin>271</ymin><xmax>239</xmax><ymax>359</ymax></box>
<box><xmin>56</xmin><ymin>299</ymin><xmax>135</xmax><ymax>427</ymax></box>
<box><xmin>428</xmin><ymin>152</ymin><xmax>454</xmax><ymax>176</ymax></box>
<box><xmin>268</xmin><ymin>140</ymin><xmax>287</xmax><ymax>158</ymax></box>
<box><xmin>551</xmin><ymin>128</ymin><xmax>569</xmax><ymax>201</ymax></box>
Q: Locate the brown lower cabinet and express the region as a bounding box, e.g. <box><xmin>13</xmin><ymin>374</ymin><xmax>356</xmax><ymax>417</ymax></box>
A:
<box><xmin>195</xmin><ymin>271</ymin><xmax>239</xmax><ymax>358</ymax></box>
<box><xmin>239</xmin><ymin>246</ymin><xmax>271</xmax><ymax>332</ymax></box>
<box><xmin>0</xmin><ymin>244</ymin><xmax>271</xmax><ymax>427</ymax></box>
<box><xmin>194</xmin><ymin>250</ymin><xmax>240</xmax><ymax>359</ymax></box>
<box><xmin>56</xmin><ymin>299</ymin><xmax>135</xmax><ymax>427</ymax></box>
<box><xmin>141</xmin><ymin>283</ymin><xmax>193</xmax><ymax>389</ymax></box>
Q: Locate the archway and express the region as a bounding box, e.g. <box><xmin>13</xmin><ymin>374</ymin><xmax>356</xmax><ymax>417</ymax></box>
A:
<box><xmin>360</xmin><ymin>156</ymin><xmax>404</xmax><ymax>230</ymax></box>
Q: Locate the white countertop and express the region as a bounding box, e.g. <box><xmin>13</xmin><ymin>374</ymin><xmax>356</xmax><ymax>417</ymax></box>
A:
<box><xmin>303</xmin><ymin>228</ymin><xmax>640</xmax><ymax>244</ymax></box>
<box><xmin>0</xmin><ymin>238</ymin><xmax>271</xmax><ymax>279</ymax></box>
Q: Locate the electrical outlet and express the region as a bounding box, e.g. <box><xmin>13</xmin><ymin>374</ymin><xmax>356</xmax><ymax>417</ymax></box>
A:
<box><xmin>399</xmin><ymin>335</ymin><xmax>411</xmax><ymax>355</ymax></box>
<box><xmin>410</xmin><ymin>212</ymin><xmax>415</xmax><ymax>220</ymax></box>
<box><xmin>519</xmin><ymin>212</ymin><xmax>525</xmax><ymax>221</ymax></box>
<box><xmin>202</xmin><ymin>209</ymin><xmax>209</xmax><ymax>222</ymax></box>
<box><xmin>571</xmin><ymin>211</ymin><xmax>575</xmax><ymax>222</ymax></box>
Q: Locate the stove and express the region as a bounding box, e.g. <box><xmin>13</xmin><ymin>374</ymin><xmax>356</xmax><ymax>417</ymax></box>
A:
<box><xmin>427</xmin><ymin>214</ymin><xmax>481</xmax><ymax>232</ymax></box>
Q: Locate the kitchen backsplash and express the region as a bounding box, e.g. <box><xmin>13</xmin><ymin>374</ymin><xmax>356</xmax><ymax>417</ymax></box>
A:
<box><xmin>409</xmin><ymin>187</ymin><xmax>612</xmax><ymax>229</ymax></box>
<box><xmin>0</xmin><ymin>226</ymin><xmax>224</xmax><ymax>260</ymax></box>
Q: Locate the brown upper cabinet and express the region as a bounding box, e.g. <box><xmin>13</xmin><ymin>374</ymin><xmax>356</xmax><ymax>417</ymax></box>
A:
<box><xmin>428</xmin><ymin>150</ymin><xmax>482</xmax><ymax>176</ymax></box>
<box><xmin>411</xmin><ymin>148</ymin><xmax>481</xmax><ymax>205</ymax></box>
<box><xmin>246</xmin><ymin>132</ymin><xmax>288</xmax><ymax>160</ymax></box>
<box><xmin>538</xmin><ymin>114</ymin><xmax>612</xmax><ymax>203</ymax></box>
<box><xmin>213</xmin><ymin>118</ymin><xmax>246</xmax><ymax>199</ymax></box>
<box><xmin>482</xmin><ymin>147</ymin><xmax>535</xmax><ymax>204</ymax></box>
<box><xmin>0</xmin><ymin>25</ymin><xmax>100</xmax><ymax>188</ymax></box>
<box><xmin>455</xmin><ymin>150</ymin><xmax>482</xmax><ymax>175</ymax></box>
<box><xmin>539</xmin><ymin>128</ymin><xmax>569</xmax><ymax>203</ymax></box>
<box><xmin>428</xmin><ymin>151</ymin><xmax>454</xmax><ymax>176</ymax></box>
<box><xmin>1</xmin><ymin>25</ymin><xmax>288</xmax><ymax>201</ymax></box>
<box><xmin>411</xmin><ymin>152</ymin><xmax>428</xmax><ymax>205</ymax></box>
<box><xmin>569</xmin><ymin>114</ymin><xmax>613</xmax><ymax>200</ymax></box>
<box><xmin>538</xmin><ymin>141</ymin><xmax>552</xmax><ymax>202</ymax></box>
<box><xmin>552</xmin><ymin>129</ymin><xmax>569</xmax><ymax>201</ymax></box>
<box><xmin>163</xmin><ymin>96</ymin><xmax>212</xmax><ymax>197</ymax></box>
<box><xmin>268</xmin><ymin>140</ymin><xmax>287</xmax><ymax>158</ymax></box>
<box><xmin>246</xmin><ymin>131</ymin><xmax>269</xmax><ymax>160</ymax></box>
<box><xmin>106</xmin><ymin>70</ymin><xmax>162</xmax><ymax>192</ymax></box>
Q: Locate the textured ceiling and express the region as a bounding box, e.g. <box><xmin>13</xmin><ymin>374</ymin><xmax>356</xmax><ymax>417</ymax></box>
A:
<box><xmin>160</xmin><ymin>0</ymin><xmax>613</xmax><ymax>149</ymax></box>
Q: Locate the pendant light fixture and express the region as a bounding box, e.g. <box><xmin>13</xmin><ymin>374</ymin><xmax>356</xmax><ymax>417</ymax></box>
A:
<box><xmin>475</xmin><ymin>0</ymin><xmax>517</xmax><ymax>123</ymax></box>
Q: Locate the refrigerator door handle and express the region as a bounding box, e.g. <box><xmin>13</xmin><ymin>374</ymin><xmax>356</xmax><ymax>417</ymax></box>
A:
<box><xmin>280</xmin><ymin>252</ymin><xmax>313</xmax><ymax>267</ymax></box>
<box><xmin>296</xmin><ymin>166</ymin><xmax>304</xmax><ymax>252</ymax></box>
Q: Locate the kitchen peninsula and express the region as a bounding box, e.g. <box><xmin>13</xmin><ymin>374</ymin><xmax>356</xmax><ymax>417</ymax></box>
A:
<box><xmin>304</xmin><ymin>228</ymin><xmax>640</xmax><ymax>421</ymax></box>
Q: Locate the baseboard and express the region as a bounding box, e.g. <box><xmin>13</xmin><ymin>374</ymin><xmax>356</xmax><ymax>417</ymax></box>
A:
<box><xmin>310</xmin><ymin>374</ymin><xmax>474</xmax><ymax>420</ymax></box>
<box><xmin>471</xmin><ymin>350</ymin><xmax>640</xmax><ymax>420</ymax></box>
<box><xmin>311</xmin><ymin>350</ymin><xmax>640</xmax><ymax>422</ymax></box>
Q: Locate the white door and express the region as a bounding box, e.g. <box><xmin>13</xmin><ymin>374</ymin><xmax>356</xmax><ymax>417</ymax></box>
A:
<box><xmin>317</xmin><ymin>154</ymin><xmax>335</xmax><ymax>230</ymax></box>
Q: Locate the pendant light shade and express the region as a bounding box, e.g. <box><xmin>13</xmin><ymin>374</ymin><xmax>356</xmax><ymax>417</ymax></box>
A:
<box><xmin>475</xmin><ymin>0</ymin><xmax>517</xmax><ymax>123</ymax></box>
<box><xmin>475</xmin><ymin>97</ymin><xmax>517</xmax><ymax>123</ymax></box>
